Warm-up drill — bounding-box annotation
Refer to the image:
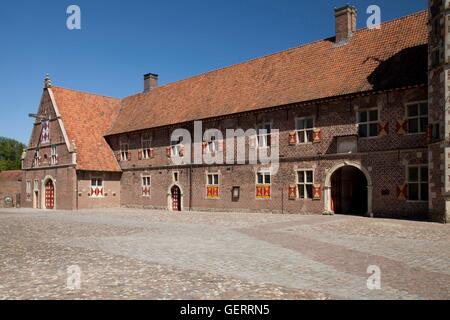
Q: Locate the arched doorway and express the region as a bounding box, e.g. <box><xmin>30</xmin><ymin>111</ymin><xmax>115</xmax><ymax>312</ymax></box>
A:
<box><xmin>44</xmin><ymin>179</ymin><xmax>55</xmax><ymax>210</ymax></box>
<box><xmin>170</xmin><ymin>185</ymin><xmax>181</xmax><ymax>212</ymax></box>
<box><xmin>323</xmin><ymin>161</ymin><xmax>373</xmax><ymax>217</ymax></box>
<box><xmin>331</xmin><ymin>166</ymin><xmax>368</xmax><ymax>215</ymax></box>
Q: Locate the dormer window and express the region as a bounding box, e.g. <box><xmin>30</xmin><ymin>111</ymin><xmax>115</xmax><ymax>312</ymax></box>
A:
<box><xmin>120</xmin><ymin>138</ymin><xmax>130</xmax><ymax>161</ymax></box>
<box><xmin>256</xmin><ymin>122</ymin><xmax>272</xmax><ymax>148</ymax></box>
<box><xmin>141</xmin><ymin>133</ymin><xmax>152</xmax><ymax>159</ymax></box>
<box><xmin>171</xmin><ymin>137</ymin><xmax>183</xmax><ymax>157</ymax></box>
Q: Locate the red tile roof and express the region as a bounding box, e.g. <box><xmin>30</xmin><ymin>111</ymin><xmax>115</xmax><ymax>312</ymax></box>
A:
<box><xmin>51</xmin><ymin>87</ymin><xmax>122</xmax><ymax>172</ymax></box>
<box><xmin>107</xmin><ymin>10</ymin><xmax>428</xmax><ymax>136</ymax></box>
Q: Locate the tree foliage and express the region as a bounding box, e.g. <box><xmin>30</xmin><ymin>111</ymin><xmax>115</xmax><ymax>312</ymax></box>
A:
<box><xmin>0</xmin><ymin>137</ymin><xmax>25</xmax><ymax>171</ymax></box>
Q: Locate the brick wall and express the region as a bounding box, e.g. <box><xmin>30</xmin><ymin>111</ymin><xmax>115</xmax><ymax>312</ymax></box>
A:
<box><xmin>0</xmin><ymin>171</ymin><xmax>22</xmax><ymax>208</ymax></box>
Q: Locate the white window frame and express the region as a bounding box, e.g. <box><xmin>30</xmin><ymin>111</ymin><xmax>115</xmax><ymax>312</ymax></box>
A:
<box><xmin>295</xmin><ymin>117</ymin><xmax>315</xmax><ymax>144</ymax></box>
<box><xmin>171</xmin><ymin>137</ymin><xmax>183</xmax><ymax>157</ymax></box>
<box><xmin>141</xmin><ymin>175</ymin><xmax>151</xmax><ymax>197</ymax></box>
<box><xmin>120</xmin><ymin>139</ymin><xmax>129</xmax><ymax>161</ymax></box>
<box><xmin>33</xmin><ymin>149</ymin><xmax>40</xmax><ymax>167</ymax></box>
<box><xmin>141</xmin><ymin>133</ymin><xmax>152</xmax><ymax>159</ymax></box>
<box><xmin>296</xmin><ymin>170</ymin><xmax>314</xmax><ymax>200</ymax></box>
<box><xmin>207</xmin><ymin>136</ymin><xmax>219</xmax><ymax>153</ymax></box>
<box><xmin>90</xmin><ymin>177</ymin><xmax>104</xmax><ymax>198</ymax></box>
<box><xmin>406</xmin><ymin>165</ymin><xmax>429</xmax><ymax>202</ymax></box>
<box><xmin>357</xmin><ymin>108</ymin><xmax>380</xmax><ymax>138</ymax></box>
<box><xmin>206</xmin><ymin>173</ymin><xmax>220</xmax><ymax>199</ymax></box>
<box><xmin>26</xmin><ymin>180</ymin><xmax>32</xmax><ymax>199</ymax></box>
<box><xmin>256</xmin><ymin>122</ymin><xmax>272</xmax><ymax>149</ymax></box>
<box><xmin>256</xmin><ymin>171</ymin><xmax>272</xmax><ymax>200</ymax></box>
<box><xmin>405</xmin><ymin>101</ymin><xmax>428</xmax><ymax>135</ymax></box>
<box><xmin>50</xmin><ymin>145</ymin><xmax>58</xmax><ymax>165</ymax></box>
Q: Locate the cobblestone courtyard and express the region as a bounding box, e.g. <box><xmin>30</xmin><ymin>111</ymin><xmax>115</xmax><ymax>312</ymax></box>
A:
<box><xmin>0</xmin><ymin>208</ymin><xmax>449</xmax><ymax>300</ymax></box>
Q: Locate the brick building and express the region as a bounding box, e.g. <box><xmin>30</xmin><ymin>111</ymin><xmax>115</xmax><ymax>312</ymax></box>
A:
<box><xmin>20</xmin><ymin>3</ymin><xmax>450</xmax><ymax>223</ymax></box>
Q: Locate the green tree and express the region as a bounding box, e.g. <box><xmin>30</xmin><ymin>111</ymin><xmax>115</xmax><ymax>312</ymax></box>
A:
<box><xmin>0</xmin><ymin>137</ymin><xmax>25</xmax><ymax>171</ymax></box>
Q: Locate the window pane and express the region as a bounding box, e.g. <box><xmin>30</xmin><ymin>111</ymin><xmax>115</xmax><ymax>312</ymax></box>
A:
<box><xmin>297</xmin><ymin>120</ymin><xmax>305</xmax><ymax>130</ymax></box>
<box><xmin>265</xmin><ymin>174</ymin><xmax>271</xmax><ymax>184</ymax></box>
<box><xmin>419</xmin><ymin>117</ymin><xmax>428</xmax><ymax>133</ymax></box>
<box><xmin>306</xmin><ymin>118</ymin><xmax>314</xmax><ymax>129</ymax></box>
<box><xmin>306</xmin><ymin>171</ymin><xmax>313</xmax><ymax>183</ymax></box>
<box><xmin>298</xmin><ymin>172</ymin><xmax>305</xmax><ymax>183</ymax></box>
<box><xmin>306</xmin><ymin>130</ymin><xmax>313</xmax><ymax>142</ymax></box>
<box><xmin>419</xmin><ymin>103</ymin><xmax>428</xmax><ymax>116</ymax></box>
<box><xmin>408</xmin><ymin>167</ymin><xmax>419</xmax><ymax>182</ymax></box>
<box><xmin>420</xmin><ymin>167</ymin><xmax>428</xmax><ymax>182</ymax></box>
<box><xmin>306</xmin><ymin>185</ymin><xmax>313</xmax><ymax>199</ymax></box>
<box><xmin>408</xmin><ymin>119</ymin><xmax>418</xmax><ymax>133</ymax></box>
<box><xmin>359</xmin><ymin>124</ymin><xmax>368</xmax><ymax>137</ymax></box>
<box><xmin>257</xmin><ymin>174</ymin><xmax>263</xmax><ymax>184</ymax></box>
<box><xmin>407</xmin><ymin>105</ymin><xmax>418</xmax><ymax>117</ymax></box>
<box><xmin>358</xmin><ymin>111</ymin><xmax>367</xmax><ymax>123</ymax></box>
<box><xmin>214</xmin><ymin>175</ymin><xmax>219</xmax><ymax>185</ymax></box>
<box><xmin>299</xmin><ymin>131</ymin><xmax>306</xmax><ymax>143</ymax></box>
<box><xmin>369</xmin><ymin>123</ymin><xmax>379</xmax><ymax>137</ymax></box>
<box><xmin>408</xmin><ymin>184</ymin><xmax>419</xmax><ymax>201</ymax></box>
<box><xmin>299</xmin><ymin>185</ymin><xmax>305</xmax><ymax>199</ymax></box>
<box><xmin>208</xmin><ymin>175</ymin><xmax>213</xmax><ymax>185</ymax></box>
<box><xmin>420</xmin><ymin>183</ymin><xmax>429</xmax><ymax>201</ymax></box>
<box><xmin>369</xmin><ymin>110</ymin><xmax>378</xmax><ymax>122</ymax></box>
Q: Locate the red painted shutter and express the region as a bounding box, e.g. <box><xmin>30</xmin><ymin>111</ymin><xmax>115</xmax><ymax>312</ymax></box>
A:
<box><xmin>289</xmin><ymin>131</ymin><xmax>297</xmax><ymax>145</ymax></box>
<box><xmin>166</xmin><ymin>147</ymin><xmax>172</xmax><ymax>158</ymax></box>
<box><xmin>313</xmin><ymin>184</ymin><xmax>322</xmax><ymax>200</ymax></box>
<box><xmin>138</xmin><ymin>150</ymin><xmax>142</xmax><ymax>160</ymax></box>
<box><xmin>288</xmin><ymin>185</ymin><xmax>297</xmax><ymax>200</ymax></box>
<box><xmin>313</xmin><ymin>129</ymin><xmax>322</xmax><ymax>143</ymax></box>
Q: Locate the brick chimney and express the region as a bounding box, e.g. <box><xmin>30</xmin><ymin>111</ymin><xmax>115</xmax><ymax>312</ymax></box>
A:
<box><xmin>335</xmin><ymin>5</ymin><xmax>357</xmax><ymax>44</ymax></box>
<box><xmin>144</xmin><ymin>73</ymin><xmax>158</xmax><ymax>93</ymax></box>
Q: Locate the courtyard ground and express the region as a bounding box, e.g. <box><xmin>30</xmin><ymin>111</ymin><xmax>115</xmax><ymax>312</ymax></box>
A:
<box><xmin>0</xmin><ymin>208</ymin><xmax>449</xmax><ymax>300</ymax></box>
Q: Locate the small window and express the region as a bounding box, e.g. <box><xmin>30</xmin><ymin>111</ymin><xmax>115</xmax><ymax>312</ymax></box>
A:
<box><xmin>207</xmin><ymin>136</ymin><xmax>219</xmax><ymax>153</ymax></box>
<box><xmin>26</xmin><ymin>180</ymin><xmax>31</xmax><ymax>194</ymax></box>
<box><xmin>256</xmin><ymin>123</ymin><xmax>272</xmax><ymax>148</ymax></box>
<box><xmin>90</xmin><ymin>178</ymin><xmax>104</xmax><ymax>198</ymax></box>
<box><xmin>34</xmin><ymin>179</ymin><xmax>39</xmax><ymax>191</ymax></box>
<box><xmin>33</xmin><ymin>150</ymin><xmax>40</xmax><ymax>167</ymax></box>
<box><xmin>142</xmin><ymin>176</ymin><xmax>151</xmax><ymax>197</ymax></box>
<box><xmin>297</xmin><ymin>170</ymin><xmax>314</xmax><ymax>199</ymax></box>
<box><xmin>357</xmin><ymin>109</ymin><xmax>379</xmax><ymax>137</ymax></box>
<box><xmin>296</xmin><ymin>117</ymin><xmax>314</xmax><ymax>143</ymax></box>
<box><xmin>206</xmin><ymin>173</ymin><xmax>219</xmax><ymax>199</ymax></box>
<box><xmin>50</xmin><ymin>146</ymin><xmax>58</xmax><ymax>165</ymax></box>
<box><xmin>171</xmin><ymin>137</ymin><xmax>183</xmax><ymax>157</ymax></box>
<box><xmin>141</xmin><ymin>133</ymin><xmax>152</xmax><ymax>159</ymax></box>
<box><xmin>407</xmin><ymin>166</ymin><xmax>428</xmax><ymax>202</ymax></box>
<box><xmin>256</xmin><ymin>171</ymin><xmax>271</xmax><ymax>199</ymax></box>
<box><xmin>407</xmin><ymin>102</ymin><xmax>428</xmax><ymax>134</ymax></box>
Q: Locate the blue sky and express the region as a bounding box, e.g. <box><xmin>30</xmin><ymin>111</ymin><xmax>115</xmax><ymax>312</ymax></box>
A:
<box><xmin>0</xmin><ymin>0</ymin><xmax>426</xmax><ymax>144</ymax></box>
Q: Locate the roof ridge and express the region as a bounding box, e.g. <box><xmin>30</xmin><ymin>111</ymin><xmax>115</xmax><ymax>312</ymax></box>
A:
<box><xmin>52</xmin><ymin>86</ymin><xmax>120</xmax><ymax>101</ymax></box>
<box><xmin>123</xmin><ymin>9</ymin><xmax>427</xmax><ymax>101</ymax></box>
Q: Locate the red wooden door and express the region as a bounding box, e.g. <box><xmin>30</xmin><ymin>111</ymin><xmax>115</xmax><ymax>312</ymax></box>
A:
<box><xmin>171</xmin><ymin>186</ymin><xmax>180</xmax><ymax>211</ymax></box>
<box><xmin>45</xmin><ymin>180</ymin><xmax>55</xmax><ymax>209</ymax></box>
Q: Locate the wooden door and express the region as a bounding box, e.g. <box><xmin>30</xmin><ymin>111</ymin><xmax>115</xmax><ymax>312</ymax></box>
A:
<box><xmin>171</xmin><ymin>186</ymin><xmax>180</xmax><ymax>211</ymax></box>
<box><xmin>45</xmin><ymin>180</ymin><xmax>54</xmax><ymax>209</ymax></box>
